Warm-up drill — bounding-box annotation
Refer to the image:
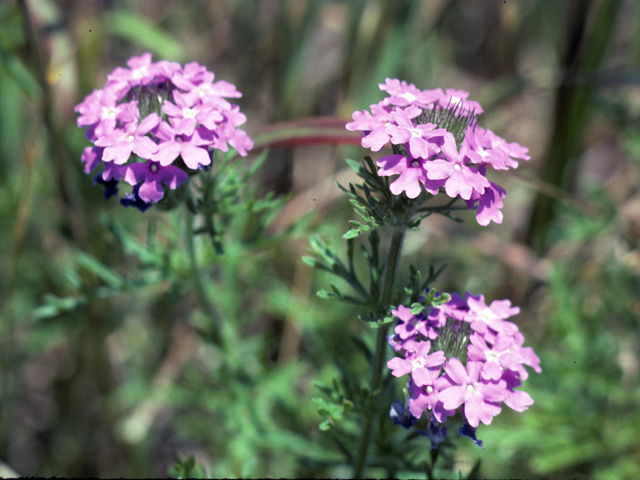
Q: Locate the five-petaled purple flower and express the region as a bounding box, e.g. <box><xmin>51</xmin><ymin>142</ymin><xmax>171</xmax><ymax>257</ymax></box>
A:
<box><xmin>122</xmin><ymin>161</ymin><xmax>188</xmax><ymax>204</ymax></box>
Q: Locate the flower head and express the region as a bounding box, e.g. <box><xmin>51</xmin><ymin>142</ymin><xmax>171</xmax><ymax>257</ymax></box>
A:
<box><xmin>346</xmin><ymin>78</ymin><xmax>530</xmax><ymax>225</ymax></box>
<box><xmin>75</xmin><ymin>52</ymin><xmax>253</xmax><ymax>210</ymax></box>
<box><xmin>386</xmin><ymin>289</ymin><xmax>540</xmax><ymax>447</ymax></box>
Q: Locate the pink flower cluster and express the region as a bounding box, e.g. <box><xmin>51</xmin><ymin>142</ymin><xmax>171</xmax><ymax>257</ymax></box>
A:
<box><xmin>75</xmin><ymin>53</ymin><xmax>253</xmax><ymax>207</ymax></box>
<box><xmin>387</xmin><ymin>292</ymin><xmax>541</xmax><ymax>433</ymax></box>
<box><xmin>346</xmin><ymin>79</ymin><xmax>530</xmax><ymax>225</ymax></box>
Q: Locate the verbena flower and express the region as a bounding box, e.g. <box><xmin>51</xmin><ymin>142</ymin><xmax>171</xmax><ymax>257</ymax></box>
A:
<box><xmin>346</xmin><ymin>78</ymin><xmax>529</xmax><ymax>225</ymax></box>
<box><xmin>439</xmin><ymin>358</ymin><xmax>505</xmax><ymax>428</ymax></box>
<box><xmin>387</xmin><ymin>340</ymin><xmax>446</xmax><ymax>387</ymax></box>
<box><xmin>416</xmin><ymin>410</ymin><xmax>449</xmax><ymax>451</ymax></box>
<box><xmin>75</xmin><ymin>52</ymin><xmax>253</xmax><ymax>210</ymax></box>
<box><xmin>458</xmin><ymin>422</ymin><xmax>484</xmax><ymax>449</ymax></box>
<box><xmin>389</xmin><ymin>400</ymin><xmax>417</xmax><ymax>430</ymax></box>
<box><xmin>386</xmin><ymin>291</ymin><xmax>540</xmax><ymax>447</ymax></box>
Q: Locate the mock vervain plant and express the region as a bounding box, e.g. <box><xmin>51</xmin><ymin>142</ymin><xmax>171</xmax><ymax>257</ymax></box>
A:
<box><xmin>306</xmin><ymin>78</ymin><xmax>541</xmax><ymax>477</ymax></box>
<box><xmin>75</xmin><ymin>54</ymin><xmax>540</xmax><ymax>478</ymax></box>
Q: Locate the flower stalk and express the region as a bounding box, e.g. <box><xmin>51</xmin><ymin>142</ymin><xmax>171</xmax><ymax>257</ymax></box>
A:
<box><xmin>184</xmin><ymin>208</ymin><xmax>225</xmax><ymax>349</ymax></box>
<box><xmin>353</xmin><ymin>227</ymin><xmax>405</xmax><ymax>479</ymax></box>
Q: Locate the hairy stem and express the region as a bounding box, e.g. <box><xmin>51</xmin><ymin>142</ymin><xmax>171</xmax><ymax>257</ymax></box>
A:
<box><xmin>352</xmin><ymin>228</ymin><xmax>405</xmax><ymax>478</ymax></box>
<box><xmin>184</xmin><ymin>209</ymin><xmax>225</xmax><ymax>349</ymax></box>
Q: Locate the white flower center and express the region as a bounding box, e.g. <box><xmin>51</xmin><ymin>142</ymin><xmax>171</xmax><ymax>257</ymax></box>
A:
<box><xmin>132</xmin><ymin>66</ymin><xmax>148</xmax><ymax>80</ymax></box>
<box><xmin>411</xmin><ymin>357</ymin><xmax>425</xmax><ymax>370</ymax></box>
<box><xmin>466</xmin><ymin>384</ymin><xmax>475</xmax><ymax>393</ymax></box>
<box><xmin>454</xmin><ymin>164</ymin><xmax>461</xmax><ymax>171</ymax></box>
<box><xmin>102</xmin><ymin>106</ymin><xmax>117</xmax><ymax>120</ymax></box>
<box><xmin>198</xmin><ymin>84</ymin><xmax>210</xmax><ymax>97</ymax></box>
<box><xmin>426</xmin><ymin>386</ymin><xmax>433</xmax><ymax>394</ymax></box>
<box><xmin>126</xmin><ymin>134</ymin><xmax>134</xmax><ymax>143</ymax></box>
<box><xmin>183</xmin><ymin>107</ymin><xmax>196</xmax><ymax>119</ymax></box>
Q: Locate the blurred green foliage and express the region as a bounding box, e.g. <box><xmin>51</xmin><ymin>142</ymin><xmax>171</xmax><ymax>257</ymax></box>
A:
<box><xmin>1</xmin><ymin>0</ymin><xmax>640</xmax><ymax>478</ymax></box>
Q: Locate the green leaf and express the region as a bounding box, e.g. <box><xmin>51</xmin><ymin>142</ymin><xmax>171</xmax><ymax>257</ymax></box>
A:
<box><xmin>106</xmin><ymin>10</ymin><xmax>185</xmax><ymax>61</ymax></box>
<box><xmin>319</xmin><ymin>419</ymin><xmax>331</xmax><ymax>431</ymax></box>
<box><xmin>410</xmin><ymin>302</ymin><xmax>425</xmax><ymax>315</ymax></box>
<box><xmin>168</xmin><ymin>454</ymin><xmax>207</xmax><ymax>479</ymax></box>
<box><xmin>316</xmin><ymin>289</ymin><xmax>334</xmax><ymax>300</ymax></box>
<box><xmin>0</xmin><ymin>45</ymin><xmax>42</xmax><ymax>99</ymax></box>
<box><xmin>75</xmin><ymin>252</ymin><xmax>125</xmax><ymax>290</ymax></box>
<box><xmin>342</xmin><ymin>229</ymin><xmax>361</xmax><ymax>240</ymax></box>
<box><xmin>33</xmin><ymin>293</ymin><xmax>87</xmax><ymax>319</ymax></box>
<box><xmin>301</xmin><ymin>255</ymin><xmax>318</xmax><ymax>268</ymax></box>
<box><xmin>366</xmin><ymin>314</ymin><xmax>394</xmax><ymax>328</ymax></box>
<box><xmin>431</xmin><ymin>292</ymin><xmax>451</xmax><ymax>307</ymax></box>
<box><xmin>345</xmin><ymin>158</ymin><xmax>362</xmax><ymax>172</ymax></box>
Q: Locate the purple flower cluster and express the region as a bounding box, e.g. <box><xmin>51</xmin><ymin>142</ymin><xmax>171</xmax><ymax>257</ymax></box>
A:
<box><xmin>346</xmin><ymin>79</ymin><xmax>530</xmax><ymax>225</ymax></box>
<box><xmin>75</xmin><ymin>53</ymin><xmax>253</xmax><ymax>209</ymax></box>
<box><xmin>387</xmin><ymin>292</ymin><xmax>540</xmax><ymax>447</ymax></box>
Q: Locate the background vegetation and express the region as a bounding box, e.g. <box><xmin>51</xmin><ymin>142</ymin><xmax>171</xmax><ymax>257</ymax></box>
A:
<box><xmin>1</xmin><ymin>0</ymin><xmax>640</xmax><ymax>477</ymax></box>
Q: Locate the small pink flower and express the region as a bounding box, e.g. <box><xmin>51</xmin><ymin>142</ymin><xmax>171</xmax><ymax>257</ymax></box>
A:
<box><xmin>101</xmin><ymin>161</ymin><xmax>123</xmax><ymax>182</ymax></box>
<box><xmin>378</xmin><ymin>78</ymin><xmax>425</xmax><ymax>107</ymax></box>
<box><xmin>217</xmin><ymin>105</ymin><xmax>254</xmax><ymax>156</ymax></box>
<box><xmin>408</xmin><ymin>376</ymin><xmax>455</xmax><ymax>423</ymax></box>
<box><xmin>503</xmin><ymin>331</ymin><xmax>542</xmax><ymax>381</ymax></box>
<box><xmin>151</xmin><ymin>120</ymin><xmax>214</xmax><ymax>169</ymax></box>
<box><xmin>161</xmin><ymin>90</ymin><xmax>224</xmax><ymax>136</ymax></box>
<box><xmin>386</xmin><ymin>109</ymin><xmax>448</xmax><ymax>159</ymax></box>
<box><xmin>439</xmin><ymin>358</ymin><xmax>506</xmax><ymax>428</ymax></box>
<box><xmin>439</xmin><ymin>89</ymin><xmax>484</xmax><ymax>115</ymax></box>
<box><xmin>501</xmin><ymin>370</ymin><xmax>535</xmax><ymax>412</ymax></box>
<box><xmin>466</xmin><ymin>293</ymin><xmax>520</xmax><ymax>336</ymax></box>
<box><xmin>425</xmin><ymin>134</ymin><xmax>490</xmax><ymax>201</ymax></box>
<box><xmin>465</xmin><ymin>167</ymin><xmax>507</xmax><ymax>226</ymax></box>
<box><xmin>377</xmin><ymin>155</ymin><xmax>444</xmax><ymax>199</ymax></box>
<box><xmin>81</xmin><ymin>146</ymin><xmax>104</xmax><ymax>174</ymax></box>
<box><xmin>467</xmin><ymin>332</ymin><xmax>525</xmax><ymax>381</ymax></box>
<box><xmin>387</xmin><ymin>340</ymin><xmax>446</xmax><ymax>387</ymax></box>
<box><xmin>95</xmin><ymin>113</ymin><xmax>161</xmax><ymax>164</ymax></box>
<box><xmin>75</xmin><ymin>89</ymin><xmax>138</xmax><ymax>139</ymax></box>
<box><xmin>346</xmin><ymin>103</ymin><xmax>400</xmax><ymax>152</ymax></box>
<box><xmin>122</xmin><ymin>160</ymin><xmax>188</xmax><ymax>203</ymax></box>
<box><xmin>107</xmin><ymin>52</ymin><xmax>156</xmax><ymax>86</ymax></box>
<box><xmin>392</xmin><ymin>305</ymin><xmax>434</xmax><ymax>341</ymax></box>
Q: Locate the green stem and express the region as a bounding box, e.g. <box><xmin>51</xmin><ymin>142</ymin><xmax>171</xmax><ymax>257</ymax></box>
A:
<box><xmin>184</xmin><ymin>208</ymin><xmax>225</xmax><ymax>349</ymax></box>
<box><xmin>352</xmin><ymin>228</ymin><xmax>406</xmax><ymax>479</ymax></box>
